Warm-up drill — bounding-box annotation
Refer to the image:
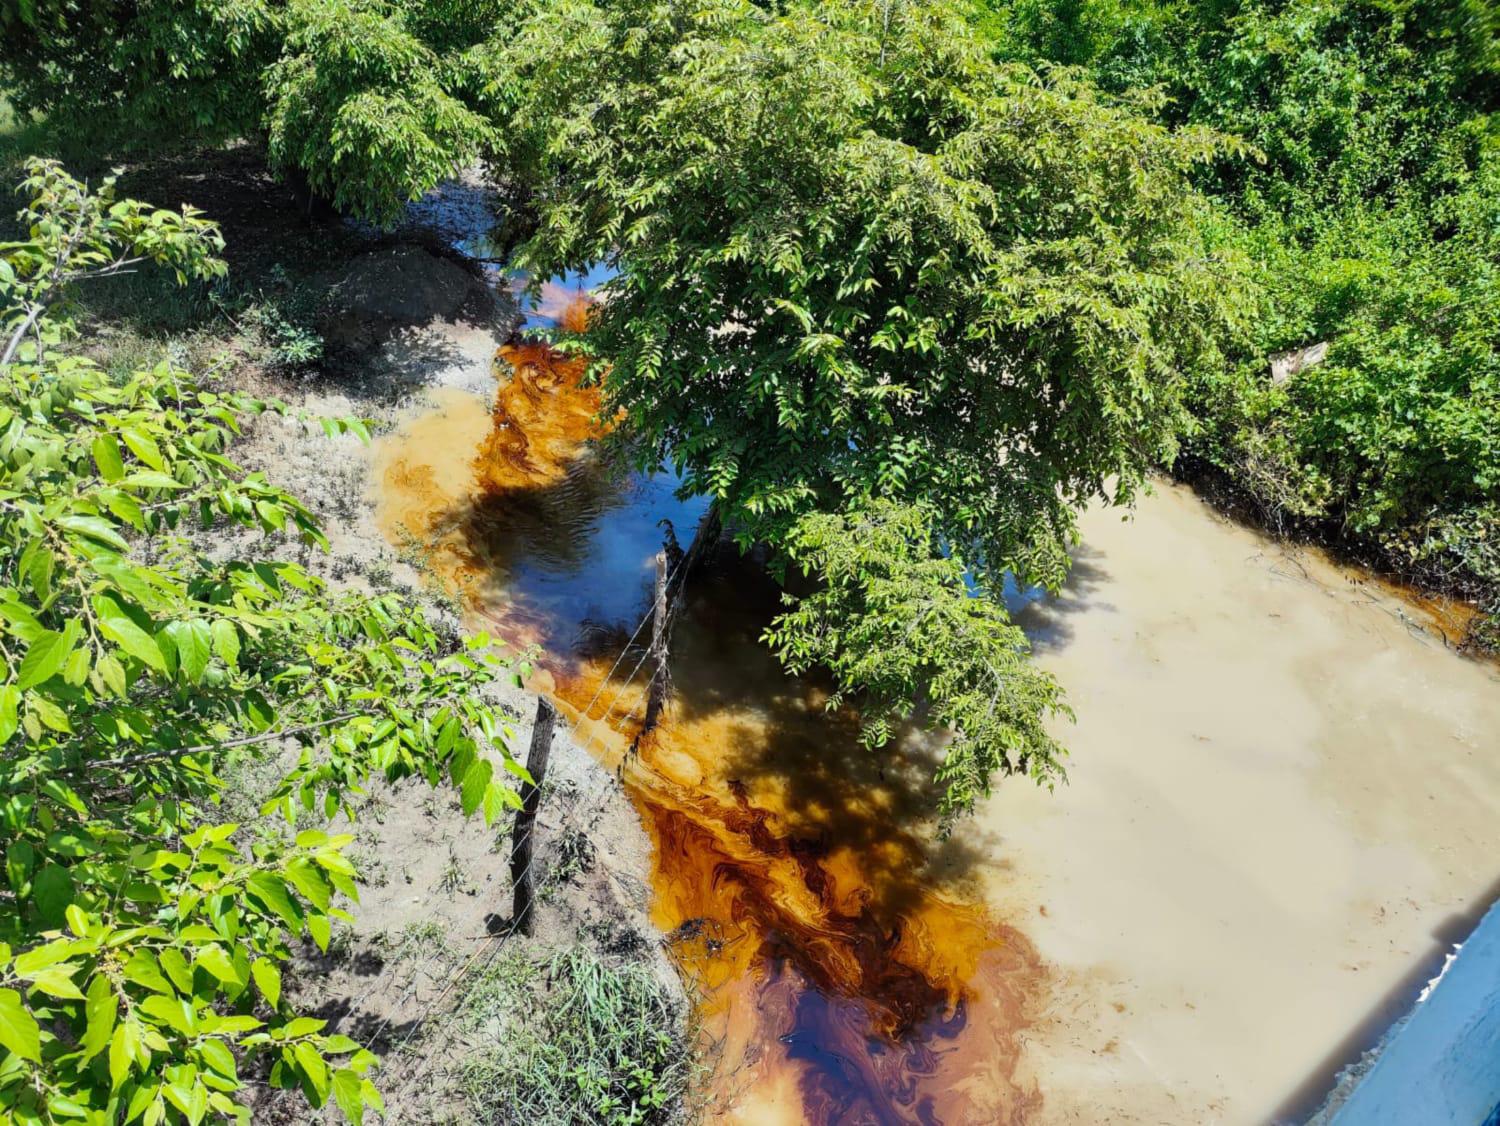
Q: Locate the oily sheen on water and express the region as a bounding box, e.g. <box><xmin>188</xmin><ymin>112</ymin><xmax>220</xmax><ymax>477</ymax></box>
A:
<box><xmin>373</xmin><ymin>299</ymin><xmax>1045</xmax><ymax>1125</ymax></box>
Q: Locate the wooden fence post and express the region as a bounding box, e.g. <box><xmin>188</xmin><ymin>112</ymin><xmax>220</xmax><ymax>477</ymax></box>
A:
<box><xmin>631</xmin><ymin>551</ymin><xmax>671</xmax><ymax>756</ymax></box>
<box><xmin>510</xmin><ymin>696</ymin><xmax>556</xmax><ymax>935</ymax></box>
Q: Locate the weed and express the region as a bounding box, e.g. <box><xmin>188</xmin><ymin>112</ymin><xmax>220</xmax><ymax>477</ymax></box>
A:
<box><xmin>366</xmin><ymin>557</ymin><xmax>395</xmax><ymax>591</ymax></box>
<box><xmin>438</xmin><ymin>844</ymin><xmax>470</xmax><ymax>895</ymax></box>
<box><xmin>376</xmin><ymin>920</ymin><xmax>450</xmax><ymax>966</ymax></box>
<box><xmin>541</xmin><ymin>826</ymin><xmax>596</xmax><ymax>903</ymax></box>
<box><xmin>458</xmin><ymin>945</ymin><xmax>694</xmax><ymax>1126</ymax></box>
<box><xmin>349</xmin><ymin>845</ymin><xmax>390</xmax><ymax>889</ymax></box>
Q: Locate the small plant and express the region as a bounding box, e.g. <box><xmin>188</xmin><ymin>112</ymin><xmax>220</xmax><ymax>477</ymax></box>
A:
<box><xmin>348</xmin><ymin>846</ymin><xmax>390</xmax><ymax>889</ymax></box>
<box><xmin>458</xmin><ymin>946</ymin><xmax>694</xmax><ymax>1126</ymax></box>
<box><xmin>243</xmin><ymin>297</ymin><xmax>324</xmax><ymax>370</ymax></box>
<box><xmin>541</xmin><ymin>826</ymin><xmax>596</xmax><ymax>902</ymax></box>
<box><xmin>365</xmin><ymin>557</ymin><xmax>395</xmax><ymax>591</ymax></box>
<box><xmin>438</xmin><ymin>845</ymin><xmax>470</xmax><ymax>894</ymax></box>
<box><xmin>378</xmin><ymin>920</ymin><xmax>449</xmax><ymax>967</ymax></box>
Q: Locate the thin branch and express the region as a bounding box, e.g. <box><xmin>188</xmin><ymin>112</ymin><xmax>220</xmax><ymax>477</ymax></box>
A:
<box><xmin>1</xmin><ymin>302</ymin><xmax>47</xmax><ymax>368</ymax></box>
<box><xmin>65</xmin><ymin>712</ymin><xmax>364</xmax><ymax>774</ymax></box>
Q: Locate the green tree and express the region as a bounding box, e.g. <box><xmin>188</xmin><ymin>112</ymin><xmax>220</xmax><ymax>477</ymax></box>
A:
<box><xmin>0</xmin><ymin>0</ymin><xmax>510</xmax><ymax>222</ymax></box>
<box><xmin>0</xmin><ymin>0</ymin><xmax>1257</xmax><ymax>808</ymax></box>
<box><xmin>0</xmin><ymin>159</ymin><xmax>522</xmax><ymax>1124</ymax></box>
<box><xmin>980</xmin><ymin>0</ymin><xmax>1500</xmax><ymax>639</ymax></box>
<box><xmin>486</xmin><ymin>0</ymin><xmax>1249</xmax><ymax>811</ymax></box>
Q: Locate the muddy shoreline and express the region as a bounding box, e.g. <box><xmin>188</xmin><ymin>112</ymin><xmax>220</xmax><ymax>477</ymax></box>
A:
<box><xmin>230</xmin><ymin>303</ymin><xmax>688</xmax><ymax>1122</ymax></box>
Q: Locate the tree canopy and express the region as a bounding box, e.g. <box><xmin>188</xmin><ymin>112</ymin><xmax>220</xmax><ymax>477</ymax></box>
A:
<box><xmin>485</xmin><ymin>0</ymin><xmax>1250</xmax><ymax>805</ymax></box>
<box><xmin>0</xmin><ymin>0</ymin><xmax>1260</xmax><ymax>812</ymax></box>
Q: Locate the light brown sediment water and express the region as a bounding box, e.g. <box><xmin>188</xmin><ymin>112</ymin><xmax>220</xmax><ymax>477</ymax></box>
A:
<box><xmin>988</xmin><ymin>485</ymin><xmax>1500</xmax><ymax>1123</ymax></box>
<box><xmin>372</xmin><ymin>322</ymin><xmax>1500</xmax><ymax>1123</ymax></box>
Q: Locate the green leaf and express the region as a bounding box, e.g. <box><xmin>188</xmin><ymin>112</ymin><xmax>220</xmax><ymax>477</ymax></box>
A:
<box><xmin>332</xmin><ymin>1068</ymin><xmax>364</xmax><ymax>1125</ymax></box>
<box><xmin>81</xmin><ymin>973</ymin><xmax>118</xmax><ymax>1060</ymax></box>
<box><xmin>210</xmin><ymin>619</ymin><xmax>240</xmax><ymax>667</ymax></box>
<box><xmin>122</xmin><ymin>950</ymin><xmax>174</xmax><ymax>996</ymax></box>
<box><xmin>92</xmin><ymin>433</ymin><xmax>125</xmax><ymax>482</ymax></box>
<box><xmin>158</xmin><ymin>947</ymin><xmax>194</xmax><ymax>994</ymax></box>
<box><xmin>109</xmin><ymin>1021</ymin><xmax>135</xmax><ymax>1088</ymax></box>
<box><xmin>163</xmin><ymin>619</ymin><xmax>212</xmax><ymax>683</ymax></box>
<box><xmin>198</xmin><ymin>1037</ymin><xmax>236</xmax><ymax>1079</ymax></box>
<box><xmin>22</xmin><ymin>541</ymin><xmax>54</xmax><ymax>599</ymax></box>
<box><xmin>16</xmin><ymin>620</ymin><xmax>79</xmax><ymax>688</ymax></box>
<box><xmin>57</xmin><ymin>514</ymin><xmax>130</xmax><ymax>552</ymax></box>
<box><xmin>31</xmin><ymin>862</ymin><xmax>74</xmax><ymax>926</ymax></box>
<box><xmin>285</xmin><ymin>862</ymin><xmax>330</xmax><ymax>911</ymax></box>
<box><xmin>0</xmin><ymin>685</ymin><xmax>20</xmax><ymax>743</ymax></box>
<box><xmin>294</xmin><ymin>1040</ymin><xmax>330</xmax><ymax>1106</ymax></box>
<box><xmin>122</xmin><ymin>470</ymin><xmax>187</xmax><ymax>491</ymax></box>
<box><xmin>5</xmin><ymin>840</ymin><xmax>33</xmax><ymax>891</ymax></box>
<box><xmin>194</xmin><ymin>944</ymin><xmax>240</xmax><ymax>985</ymax></box>
<box><xmin>306</xmin><ymin>913</ymin><xmax>331</xmax><ymax>953</ymax></box>
<box><xmin>0</xmin><ymin>987</ymin><xmax>40</xmax><ymax>1061</ymax></box>
<box><xmin>121</xmin><ymin>426</ymin><xmax>165</xmax><ymax>471</ymax></box>
<box><xmin>96</xmin><ymin>652</ymin><xmax>127</xmax><ymax>697</ymax></box>
<box><xmin>140</xmin><ymin>994</ymin><xmax>193</xmax><ymax>1035</ymax></box>
<box><xmin>279</xmin><ymin>1017</ymin><xmax>326</xmax><ymax>1039</ymax></box>
<box><xmin>24</xmin><ymin>963</ymin><xmax>85</xmax><ymax>999</ymax></box>
<box><xmin>246</xmin><ymin>872</ymin><xmax>301</xmax><ymax>930</ymax></box>
<box><xmin>459</xmin><ymin>757</ymin><xmax>493</xmax><ymax>818</ymax></box>
<box><xmin>255</xmin><ymin>500</ymin><xmax>286</xmax><ymax>531</ymax></box>
<box><xmin>99</xmin><ymin>612</ymin><xmax>167</xmax><ymax>673</ymax></box>
<box><xmin>251</xmin><ymin>959</ymin><xmax>281</xmax><ymax>1009</ymax></box>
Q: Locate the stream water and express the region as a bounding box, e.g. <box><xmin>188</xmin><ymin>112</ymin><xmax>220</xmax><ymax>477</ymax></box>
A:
<box><xmin>371</xmin><ymin>273</ymin><xmax>1500</xmax><ymax>1122</ymax></box>
<box><xmin>374</xmin><ymin>293</ymin><xmax>1041</xmax><ymax>1123</ymax></box>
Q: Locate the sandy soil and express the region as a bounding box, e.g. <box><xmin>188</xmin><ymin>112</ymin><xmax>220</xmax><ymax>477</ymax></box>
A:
<box><xmin>983</xmin><ymin>482</ymin><xmax>1500</xmax><ymax>1124</ymax></box>
<box><xmin>230</xmin><ymin>309</ymin><xmax>683</xmax><ymax>1122</ymax></box>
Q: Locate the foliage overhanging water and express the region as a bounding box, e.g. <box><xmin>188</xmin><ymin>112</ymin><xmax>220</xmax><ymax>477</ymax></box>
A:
<box><xmin>373</xmin><ymin>294</ymin><xmax>1045</xmax><ymax>1124</ymax></box>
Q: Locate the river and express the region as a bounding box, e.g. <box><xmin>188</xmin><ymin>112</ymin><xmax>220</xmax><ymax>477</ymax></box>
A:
<box><xmin>370</xmin><ymin>292</ymin><xmax>1500</xmax><ymax>1124</ymax></box>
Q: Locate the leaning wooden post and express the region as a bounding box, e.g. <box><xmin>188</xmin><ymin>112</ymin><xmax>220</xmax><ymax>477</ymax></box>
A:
<box><xmin>631</xmin><ymin>551</ymin><xmax>671</xmax><ymax>756</ymax></box>
<box><xmin>510</xmin><ymin>696</ymin><xmax>556</xmax><ymax>935</ymax></box>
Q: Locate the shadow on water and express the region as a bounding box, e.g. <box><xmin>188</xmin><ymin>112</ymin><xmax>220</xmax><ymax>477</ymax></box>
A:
<box><xmin>1012</xmin><ymin>543</ymin><xmax>1114</xmax><ymax>655</ymax></box>
<box><xmin>608</xmin><ymin>548</ymin><xmax>1043</xmax><ymax>1125</ymax></box>
<box><xmin>373</xmin><ymin>305</ymin><xmax>1047</xmax><ymax>1124</ymax></box>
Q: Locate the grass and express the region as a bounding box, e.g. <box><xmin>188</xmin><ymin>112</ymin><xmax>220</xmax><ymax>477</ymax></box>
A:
<box><xmin>457</xmin><ymin>945</ymin><xmax>695</xmax><ymax>1126</ymax></box>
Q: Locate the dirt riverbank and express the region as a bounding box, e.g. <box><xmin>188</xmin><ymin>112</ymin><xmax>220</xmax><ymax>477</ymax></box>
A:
<box><xmin>229</xmin><ymin>306</ymin><xmax>686</xmax><ymax>1122</ymax></box>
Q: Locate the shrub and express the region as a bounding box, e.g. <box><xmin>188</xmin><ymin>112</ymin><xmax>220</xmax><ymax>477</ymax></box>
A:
<box><xmin>0</xmin><ymin>160</ymin><xmax>524</xmax><ymax>1124</ymax></box>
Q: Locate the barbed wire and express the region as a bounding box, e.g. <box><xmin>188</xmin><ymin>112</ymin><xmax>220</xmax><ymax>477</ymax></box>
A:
<box><xmin>332</xmin><ymin>531</ymin><xmax>697</xmax><ymax>1005</ymax></box>
<box><xmin>353</xmin><ymin>524</ymin><xmax>715</xmax><ymax>1118</ymax></box>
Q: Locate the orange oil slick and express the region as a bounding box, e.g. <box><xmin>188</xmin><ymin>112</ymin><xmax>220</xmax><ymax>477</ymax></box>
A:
<box><xmin>373</xmin><ymin>299</ymin><xmax>1046</xmax><ymax>1124</ymax></box>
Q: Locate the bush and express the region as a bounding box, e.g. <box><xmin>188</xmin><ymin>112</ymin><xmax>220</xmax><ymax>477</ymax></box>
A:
<box><xmin>0</xmin><ymin>160</ymin><xmax>524</xmax><ymax>1124</ymax></box>
<box><xmin>984</xmin><ymin>0</ymin><xmax>1500</xmax><ymax>638</ymax></box>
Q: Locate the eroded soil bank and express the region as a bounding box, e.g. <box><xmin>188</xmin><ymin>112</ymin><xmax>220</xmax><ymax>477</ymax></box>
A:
<box><xmin>372</xmin><ymin>321</ymin><xmax>1500</xmax><ymax>1124</ymax></box>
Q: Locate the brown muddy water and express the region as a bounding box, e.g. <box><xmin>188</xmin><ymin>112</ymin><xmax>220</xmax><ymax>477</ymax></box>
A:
<box><xmin>373</xmin><ymin>298</ymin><xmax>1500</xmax><ymax>1124</ymax></box>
